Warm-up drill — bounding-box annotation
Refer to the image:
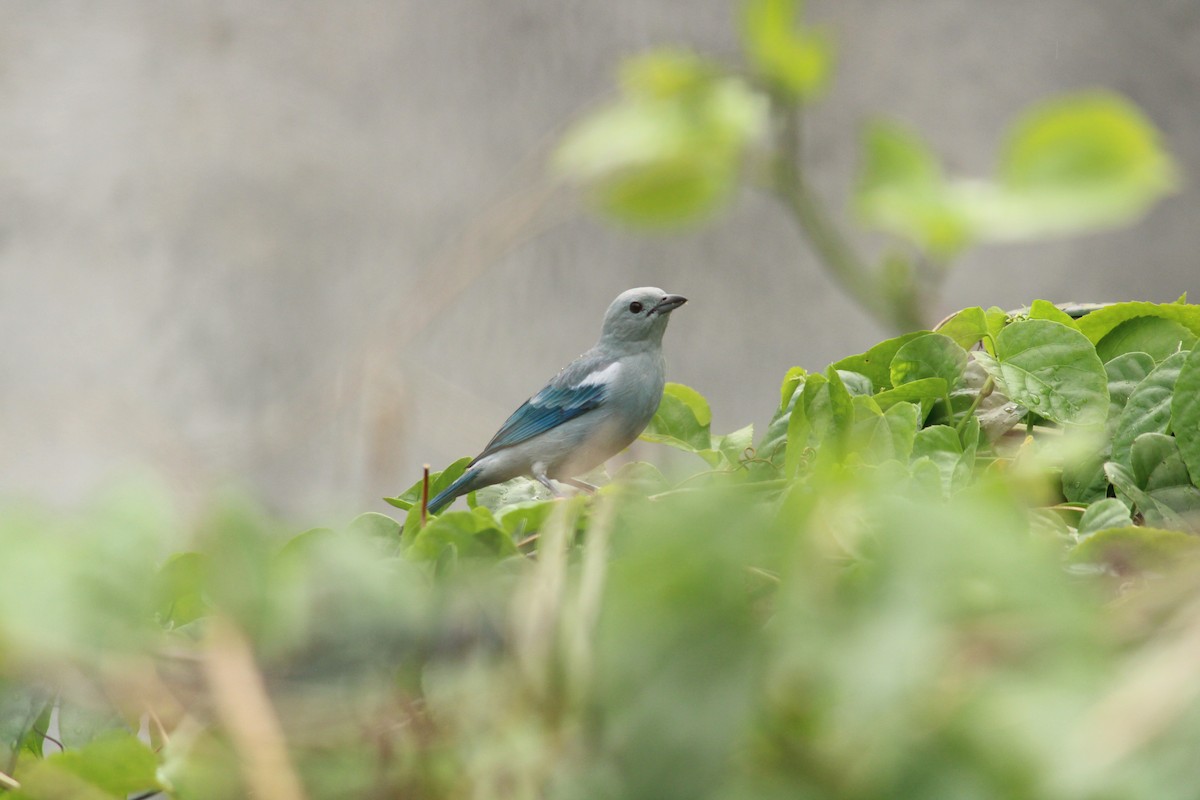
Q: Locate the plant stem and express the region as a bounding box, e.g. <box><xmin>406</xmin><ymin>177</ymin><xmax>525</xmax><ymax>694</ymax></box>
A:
<box><xmin>771</xmin><ymin>102</ymin><xmax>925</xmax><ymax>332</ymax></box>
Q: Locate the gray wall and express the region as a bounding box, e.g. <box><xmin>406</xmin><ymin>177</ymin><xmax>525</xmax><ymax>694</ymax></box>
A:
<box><xmin>3</xmin><ymin>1</ymin><xmax>1197</xmax><ymax>521</ymax></box>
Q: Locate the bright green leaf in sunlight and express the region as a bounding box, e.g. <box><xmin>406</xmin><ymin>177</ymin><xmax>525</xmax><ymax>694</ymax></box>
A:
<box><xmin>855</xmin><ymin>121</ymin><xmax>975</xmax><ymax>258</ymax></box>
<box><xmin>850</xmin><ymin>398</ymin><xmax>918</xmax><ymax>464</ymax></box>
<box><xmin>1028</xmin><ymin>299</ymin><xmax>1080</xmax><ymax>329</ymax></box>
<box><xmin>1077</xmin><ymin>301</ymin><xmax>1200</xmax><ymax>345</ymax></box>
<box><xmin>1171</xmin><ymin>345</ymin><xmax>1200</xmax><ymax>487</ymax></box>
<box><xmin>935</xmin><ymin>306</ymin><xmax>988</xmax><ymax>349</ymax></box>
<box><xmin>973</xmin><ymin>319</ymin><xmax>1108</xmax><ymax>426</ymax></box>
<box><xmin>994</xmin><ymin>93</ymin><xmax>1178</xmax><ymax>233</ymax></box>
<box><xmin>556</xmin><ymin>49</ymin><xmax>767</xmax><ymax>228</ymax></box>
<box><xmin>889</xmin><ymin>332</ymin><xmax>967</xmax><ymax>390</ymax></box>
<box><xmin>740</xmin><ymin>0</ymin><xmax>833</xmax><ymax>100</ymax></box>
<box><xmin>642</xmin><ymin>382</ymin><xmax>714</xmax><ymax>455</ymax></box>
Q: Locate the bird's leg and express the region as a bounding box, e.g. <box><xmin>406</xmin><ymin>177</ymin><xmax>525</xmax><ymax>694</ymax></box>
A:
<box><xmin>532</xmin><ymin>467</ymin><xmax>563</xmax><ymax>498</ymax></box>
<box><xmin>563</xmin><ymin>478</ymin><xmax>598</xmax><ymax>494</ymax></box>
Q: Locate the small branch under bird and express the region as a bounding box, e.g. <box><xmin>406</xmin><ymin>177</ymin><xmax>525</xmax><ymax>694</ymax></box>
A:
<box><xmin>427</xmin><ymin>287</ymin><xmax>687</xmax><ymax>514</ymax></box>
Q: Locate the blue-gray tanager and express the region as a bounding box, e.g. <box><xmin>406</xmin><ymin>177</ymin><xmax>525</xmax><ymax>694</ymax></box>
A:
<box><xmin>427</xmin><ymin>287</ymin><xmax>687</xmax><ymax>513</ymax></box>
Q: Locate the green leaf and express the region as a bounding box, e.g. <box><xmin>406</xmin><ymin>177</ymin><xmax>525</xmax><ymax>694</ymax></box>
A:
<box><xmin>0</xmin><ymin>682</ymin><xmax>49</xmax><ymax>756</ymax></box>
<box><xmin>873</xmin><ymin>378</ymin><xmax>946</xmax><ymax>415</ymax></box>
<box><xmin>836</xmin><ymin>370</ymin><xmax>875</xmax><ymax>397</ymax></box>
<box><xmin>855</xmin><ymin>121</ymin><xmax>974</xmax><ymax>258</ymax></box>
<box><xmin>850</xmin><ymin>400</ymin><xmax>919</xmax><ymax>464</ymax></box>
<box><xmin>973</xmin><ymin>319</ymin><xmax>1108</xmax><ymax>426</ymax></box>
<box><xmin>740</xmin><ymin>0</ymin><xmax>833</xmax><ymax>100</ymax></box>
<box><xmin>346</xmin><ymin>511</ymin><xmax>401</xmax><ymax>542</ymax></box>
<box><xmin>407</xmin><ymin>507</ymin><xmax>518</xmax><ymax>563</ymax></box>
<box><xmin>911</xmin><ymin>425</ymin><xmax>973</xmax><ymax>494</ymax></box>
<box><xmin>13</xmin><ymin>731</ymin><xmax>160</xmax><ymax>799</ymax></box>
<box><xmin>1171</xmin><ymin>345</ymin><xmax>1200</xmax><ymax>487</ymax></box>
<box><xmin>556</xmin><ymin>53</ymin><xmax>767</xmax><ymax>228</ymax></box>
<box><xmin>889</xmin><ymin>333</ymin><xmax>967</xmax><ymax>390</ymax></box>
<box><xmin>831</xmin><ymin>331</ymin><xmax>925</xmax><ymax>391</ymax></box>
<box><xmin>1077</xmin><ymin>498</ymin><xmax>1133</xmax><ymax>538</ymax></box>
<box><xmin>385</xmin><ymin>457</ymin><xmax>473</xmax><ymax>511</ymax></box>
<box><xmin>802</xmin><ymin>368</ymin><xmax>853</xmax><ymax>448</ymax></box>
<box><xmin>989</xmin><ymin>92</ymin><xmax>1178</xmax><ymax>236</ymax></box>
<box><xmin>1029</xmin><ymin>300</ymin><xmax>1080</xmax><ymax>329</ymax></box>
<box><xmin>1111</xmin><ymin>350</ymin><xmax>1188</xmax><ymax>468</ymax></box>
<box><xmin>935</xmin><ymin>306</ymin><xmax>988</xmax><ymax>349</ymax></box>
<box><xmin>1105</xmin><ymin>351</ymin><xmax>1158</xmax><ymax>418</ymax></box>
<box><xmin>1095</xmin><ymin>316</ymin><xmax>1196</xmax><ymax>363</ymax></box>
<box><xmin>154</xmin><ymin>551</ymin><xmax>209</xmax><ymax>628</ymax></box>
<box><xmin>1071</xmin><ymin>525</ymin><xmax>1200</xmax><ymax>573</ymax></box>
<box><xmin>643</xmin><ymin>382</ymin><xmax>713</xmax><ymax>454</ymax></box>
<box><xmin>1129</xmin><ymin>433</ymin><xmax>1200</xmax><ymax>528</ymax></box>
<box><xmin>1077</xmin><ymin>301</ymin><xmax>1200</xmax><ymax>344</ymax></box>
<box><xmin>1104</xmin><ymin>461</ymin><xmax>1190</xmax><ymax>532</ymax></box>
<box><xmin>715</xmin><ymin>423</ymin><xmax>755</xmax><ymax>466</ymax></box>
<box><xmin>778</xmin><ymin>366</ymin><xmax>807</xmax><ymax>409</ymax></box>
<box><xmin>1062</xmin><ymin>351</ymin><xmax>1157</xmax><ymax>503</ymax></box>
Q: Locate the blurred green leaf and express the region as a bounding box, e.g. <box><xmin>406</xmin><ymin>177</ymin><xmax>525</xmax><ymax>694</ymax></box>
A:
<box><xmin>802</xmin><ymin>367</ymin><xmax>853</xmax><ymax>449</ymax></box>
<box><xmin>740</xmin><ymin>0</ymin><xmax>833</xmax><ymax>100</ymax></box>
<box><xmin>856</xmin><ymin>121</ymin><xmax>974</xmax><ymax>257</ymax></box>
<box><xmin>1076</xmin><ymin>498</ymin><xmax>1133</xmax><ymax>538</ymax></box>
<box><xmin>1071</xmin><ymin>525</ymin><xmax>1200</xmax><ymax>573</ymax></box>
<box><xmin>154</xmin><ymin>552</ymin><xmax>209</xmax><ymax>629</ymax></box>
<box><xmin>973</xmin><ymin>319</ymin><xmax>1108</xmax><ymax>426</ymax></box>
<box><xmin>1171</xmin><ymin>345</ymin><xmax>1200</xmax><ymax>487</ymax></box>
<box><xmin>13</xmin><ymin>731</ymin><xmax>159</xmax><ymax>800</ymax></box>
<box><xmin>557</xmin><ymin>51</ymin><xmax>767</xmax><ymax>228</ymax></box>
<box><xmin>989</xmin><ymin>92</ymin><xmax>1178</xmax><ymax>235</ymax></box>
<box><xmin>408</xmin><ymin>507</ymin><xmax>518</xmax><ymax>563</ymax></box>
<box><xmin>911</xmin><ymin>425</ymin><xmax>974</xmax><ymax>494</ymax></box>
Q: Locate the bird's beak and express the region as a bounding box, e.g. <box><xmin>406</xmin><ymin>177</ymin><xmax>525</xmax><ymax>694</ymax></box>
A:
<box><xmin>648</xmin><ymin>294</ymin><xmax>687</xmax><ymax>316</ymax></box>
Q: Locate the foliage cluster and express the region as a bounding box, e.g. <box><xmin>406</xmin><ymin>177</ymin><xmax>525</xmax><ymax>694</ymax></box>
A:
<box><xmin>556</xmin><ymin>0</ymin><xmax>1177</xmax><ymax>329</ymax></box>
<box><xmin>4</xmin><ymin>300</ymin><xmax>1200</xmax><ymax>799</ymax></box>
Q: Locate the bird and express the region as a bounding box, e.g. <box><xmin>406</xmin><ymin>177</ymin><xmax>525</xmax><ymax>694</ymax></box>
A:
<box><xmin>426</xmin><ymin>287</ymin><xmax>687</xmax><ymax>514</ymax></box>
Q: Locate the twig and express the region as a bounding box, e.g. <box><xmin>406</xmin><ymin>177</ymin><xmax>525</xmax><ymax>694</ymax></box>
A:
<box><xmin>203</xmin><ymin>617</ymin><xmax>308</xmax><ymax>800</ymax></box>
<box><xmin>421</xmin><ymin>464</ymin><xmax>431</xmax><ymax>526</ymax></box>
<box><xmin>0</xmin><ymin>769</ymin><xmax>19</xmax><ymax>790</ymax></box>
<box><xmin>770</xmin><ymin>101</ymin><xmax>924</xmax><ymax>331</ymax></box>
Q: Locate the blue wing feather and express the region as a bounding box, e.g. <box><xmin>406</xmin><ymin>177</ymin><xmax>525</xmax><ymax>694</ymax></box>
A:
<box><xmin>475</xmin><ymin>353</ymin><xmax>615</xmax><ymax>458</ymax></box>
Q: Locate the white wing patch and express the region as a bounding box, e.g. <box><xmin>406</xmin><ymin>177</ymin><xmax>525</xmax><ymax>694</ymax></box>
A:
<box><xmin>577</xmin><ymin>361</ymin><xmax>621</xmax><ymax>389</ymax></box>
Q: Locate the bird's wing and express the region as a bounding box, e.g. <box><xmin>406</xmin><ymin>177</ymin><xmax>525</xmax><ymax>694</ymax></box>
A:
<box><xmin>476</xmin><ymin>354</ymin><xmax>619</xmax><ymax>458</ymax></box>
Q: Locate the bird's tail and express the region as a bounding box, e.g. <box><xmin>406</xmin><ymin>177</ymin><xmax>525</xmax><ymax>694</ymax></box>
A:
<box><xmin>426</xmin><ymin>468</ymin><xmax>482</xmax><ymax>515</ymax></box>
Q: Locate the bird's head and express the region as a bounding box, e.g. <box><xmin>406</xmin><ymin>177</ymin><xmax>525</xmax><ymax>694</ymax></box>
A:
<box><xmin>598</xmin><ymin>287</ymin><xmax>687</xmax><ymax>349</ymax></box>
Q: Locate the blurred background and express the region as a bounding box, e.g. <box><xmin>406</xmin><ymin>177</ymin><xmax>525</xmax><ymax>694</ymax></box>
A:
<box><xmin>3</xmin><ymin>0</ymin><xmax>1196</xmax><ymax>522</ymax></box>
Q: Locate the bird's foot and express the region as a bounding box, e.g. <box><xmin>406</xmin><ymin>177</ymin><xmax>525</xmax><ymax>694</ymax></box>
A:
<box><xmin>563</xmin><ymin>478</ymin><xmax>598</xmax><ymax>494</ymax></box>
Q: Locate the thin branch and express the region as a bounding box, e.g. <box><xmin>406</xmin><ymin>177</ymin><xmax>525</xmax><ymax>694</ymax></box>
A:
<box><xmin>770</xmin><ymin>101</ymin><xmax>925</xmax><ymax>331</ymax></box>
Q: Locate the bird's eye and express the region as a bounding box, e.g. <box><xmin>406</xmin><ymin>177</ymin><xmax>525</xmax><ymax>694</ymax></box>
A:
<box><xmin>629</xmin><ymin>301</ymin><xmax>644</xmax><ymax>314</ymax></box>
